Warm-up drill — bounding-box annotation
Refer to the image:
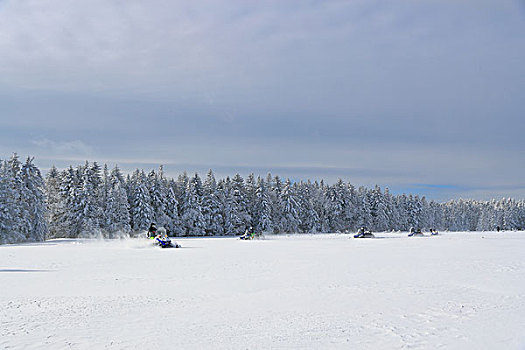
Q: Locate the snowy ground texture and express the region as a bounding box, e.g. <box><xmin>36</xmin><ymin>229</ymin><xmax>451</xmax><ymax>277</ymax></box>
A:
<box><xmin>1</xmin><ymin>231</ymin><xmax>525</xmax><ymax>350</ymax></box>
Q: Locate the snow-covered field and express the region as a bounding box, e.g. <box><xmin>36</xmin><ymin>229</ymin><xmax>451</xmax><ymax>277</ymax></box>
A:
<box><xmin>1</xmin><ymin>232</ymin><xmax>524</xmax><ymax>349</ymax></box>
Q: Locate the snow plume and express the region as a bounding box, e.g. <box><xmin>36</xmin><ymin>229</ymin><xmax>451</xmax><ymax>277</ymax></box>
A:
<box><xmin>77</xmin><ymin>229</ymin><xmax>105</xmax><ymax>240</ymax></box>
<box><xmin>109</xmin><ymin>230</ymin><xmax>133</xmax><ymax>240</ymax></box>
<box><xmin>76</xmin><ymin>229</ymin><xmax>133</xmax><ymax>240</ymax></box>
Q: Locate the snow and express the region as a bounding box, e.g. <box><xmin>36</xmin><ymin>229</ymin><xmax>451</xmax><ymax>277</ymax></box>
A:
<box><xmin>1</xmin><ymin>232</ymin><xmax>524</xmax><ymax>349</ymax></box>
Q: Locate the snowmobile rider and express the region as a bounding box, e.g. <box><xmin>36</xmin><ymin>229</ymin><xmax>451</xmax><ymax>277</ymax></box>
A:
<box><xmin>148</xmin><ymin>223</ymin><xmax>157</xmax><ymax>238</ymax></box>
<box><xmin>241</xmin><ymin>226</ymin><xmax>254</xmax><ymax>239</ymax></box>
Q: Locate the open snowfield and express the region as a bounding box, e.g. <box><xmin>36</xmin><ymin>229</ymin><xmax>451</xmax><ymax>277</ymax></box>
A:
<box><xmin>1</xmin><ymin>232</ymin><xmax>524</xmax><ymax>349</ymax></box>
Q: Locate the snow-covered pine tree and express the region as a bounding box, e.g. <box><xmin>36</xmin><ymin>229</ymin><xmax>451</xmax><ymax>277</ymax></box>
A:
<box><xmin>6</xmin><ymin>154</ymin><xmax>28</xmax><ymax>241</ymax></box>
<box><xmin>355</xmin><ymin>186</ymin><xmax>372</xmax><ymax>230</ymax></box>
<box><xmin>165</xmin><ymin>182</ymin><xmax>183</xmax><ymax>236</ymax></box>
<box><xmin>56</xmin><ymin>166</ymin><xmax>79</xmax><ymax>237</ymax></box>
<box><xmin>148</xmin><ymin>168</ymin><xmax>170</xmax><ymax>229</ymax></box>
<box><xmin>231</xmin><ymin>173</ymin><xmax>251</xmax><ymax>232</ymax></box>
<box><xmin>268</xmin><ymin>174</ymin><xmax>284</xmax><ymax>233</ymax></box>
<box><xmin>244</xmin><ymin>173</ymin><xmax>258</xmax><ymax>228</ymax></box>
<box><xmin>313</xmin><ymin>180</ymin><xmax>330</xmax><ymax>233</ymax></box>
<box><xmin>369</xmin><ymin>185</ymin><xmax>389</xmax><ymax>232</ymax></box>
<box><xmin>175</xmin><ymin>171</ymin><xmax>189</xmax><ymax>201</ymax></box>
<box><xmin>297</xmin><ymin>180</ymin><xmax>320</xmax><ymax>233</ymax></box>
<box><xmin>75</xmin><ymin>162</ymin><xmax>104</xmax><ymax>237</ymax></box>
<box><xmin>179</xmin><ymin>173</ymin><xmax>206</xmax><ymax>235</ymax></box>
<box><xmin>254</xmin><ymin>176</ymin><xmax>273</xmax><ymax>233</ymax></box>
<box><xmin>0</xmin><ymin>156</ymin><xmax>47</xmax><ymax>243</ymax></box>
<box><xmin>501</xmin><ymin>198</ymin><xmax>518</xmax><ymax>230</ymax></box>
<box><xmin>382</xmin><ymin>187</ymin><xmax>395</xmax><ymax>231</ymax></box>
<box><xmin>20</xmin><ymin>157</ymin><xmax>47</xmax><ymax>242</ymax></box>
<box><xmin>0</xmin><ymin>159</ymin><xmax>20</xmax><ymax>243</ymax></box>
<box><xmin>105</xmin><ymin>165</ymin><xmax>131</xmax><ymax>236</ymax></box>
<box><xmin>326</xmin><ymin>179</ymin><xmax>350</xmax><ymax>232</ymax></box>
<box><xmin>279</xmin><ymin>179</ymin><xmax>301</xmax><ymax>233</ymax></box>
<box><xmin>202</xmin><ymin>170</ymin><xmax>223</xmax><ymax>235</ymax></box>
<box><xmin>217</xmin><ymin>178</ymin><xmax>235</xmax><ymax>235</ymax></box>
<box><xmin>45</xmin><ymin>166</ymin><xmax>67</xmax><ymax>238</ymax></box>
<box><xmin>343</xmin><ymin>182</ymin><xmax>359</xmax><ymax>231</ymax></box>
<box><xmin>99</xmin><ymin>164</ymin><xmax>111</xmax><ymax>232</ymax></box>
<box><xmin>129</xmin><ymin>170</ymin><xmax>154</xmax><ymax>232</ymax></box>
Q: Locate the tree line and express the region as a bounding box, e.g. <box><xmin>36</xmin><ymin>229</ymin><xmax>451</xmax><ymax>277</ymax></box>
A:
<box><xmin>1</xmin><ymin>154</ymin><xmax>524</xmax><ymax>244</ymax></box>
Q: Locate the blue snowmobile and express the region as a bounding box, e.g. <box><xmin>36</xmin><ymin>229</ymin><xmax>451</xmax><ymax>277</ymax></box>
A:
<box><xmin>354</xmin><ymin>227</ymin><xmax>374</xmax><ymax>238</ymax></box>
<box><xmin>408</xmin><ymin>227</ymin><xmax>424</xmax><ymax>237</ymax></box>
<box><xmin>152</xmin><ymin>227</ymin><xmax>181</xmax><ymax>248</ymax></box>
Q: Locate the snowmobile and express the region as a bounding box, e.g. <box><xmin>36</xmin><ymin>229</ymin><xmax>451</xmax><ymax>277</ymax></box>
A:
<box><xmin>354</xmin><ymin>228</ymin><xmax>374</xmax><ymax>238</ymax></box>
<box><xmin>152</xmin><ymin>227</ymin><xmax>181</xmax><ymax>248</ymax></box>
<box><xmin>155</xmin><ymin>235</ymin><xmax>181</xmax><ymax>248</ymax></box>
<box><xmin>430</xmin><ymin>229</ymin><xmax>439</xmax><ymax>236</ymax></box>
<box><xmin>240</xmin><ymin>232</ymin><xmax>264</xmax><ymax>240</ymax></box>
<box><xmin>240</xmin><ymin>226</ymin><xmax>263</xmax><ymax>240</ymax></box>
<box><xmin>408</xmin><ymin>228</ymin><xmax>424</xmax><ymax>237</ymax></box>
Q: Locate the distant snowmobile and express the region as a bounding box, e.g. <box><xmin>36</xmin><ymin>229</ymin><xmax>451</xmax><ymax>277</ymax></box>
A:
<box><xmin>354</xmin><ymin>227</ymin><xmax>374</xmax><ymax>238</ymax></box>
<box><xmin>430</xmin><ymin>229</ymin><xmax>439</xmax><ymax>236</ymax></box>
<box><xmin>240</xmin><ymin>227</ymin><xmax>263</xmax><ymax>240</ymax></box>
<box><xmin>408</xmin><ymin>228</ymin><xmax>424</xmax><ymax>237</ymax></box>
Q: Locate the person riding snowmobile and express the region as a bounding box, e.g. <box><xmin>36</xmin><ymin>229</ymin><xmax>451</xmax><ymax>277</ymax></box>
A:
<box><xmin>153</xmin><ymin>227</ymin><xmax>172</xmax><ymax>247</ymax></box>
<box><xmin>408</xmin><ymin>227</ymin><xmax>423</xmax><ymax>237</ymax></box>
<box><xmin>148</xmin><ymin>223</ymin><xmax>157</xmax><ymax>238</ymax></box>
<box><xmin>240</xmin><ymin>226</ymin><xmax>254</xmax><ymax>240</ymax></box>
<box><xmin>354</xmin><ymin>227</ymin><xmax>373</xmax><ymax>238</ymax></box>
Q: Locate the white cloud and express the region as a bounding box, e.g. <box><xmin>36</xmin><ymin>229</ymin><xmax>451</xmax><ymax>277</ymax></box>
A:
<box><xmin>32</xmin><ymin>138</ymin><xmax>93</xmax><ymax>156</ymax></box>
<box><xmin>0</xmin><ymin>0</ymin><xmax>523</xmax><ymax>200</ymax></box>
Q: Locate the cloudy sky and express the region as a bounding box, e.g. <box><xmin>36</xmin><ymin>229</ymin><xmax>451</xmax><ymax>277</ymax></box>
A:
<box><xmin>0</xmin><ymin>0</ymin><xmax>524</xmax><ymax>201</ymax></box>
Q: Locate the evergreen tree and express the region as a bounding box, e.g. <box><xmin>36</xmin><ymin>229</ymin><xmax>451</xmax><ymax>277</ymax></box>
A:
<box><xmin>148</xmin><ymin>168</ymin><xmax>169</xmax><ymax>228</ymax></box>
<box><xmin>370</xmin><ymin>185</ymin><xmax>389</xmax><ymax>232</ymax></box>
<box><xmin>7</xmin><ymin>154</ymin><xmax>28</xmax><ymax>241</ymax></box>
<box><xmin>20</xmin><ymin>157</ymin><xmax>48</xmax><ymax>241</ymax></box>
<box><xmin>105</xmin><ymin>166</ymin><xmax>131</xmax><ymax>236</ymax></box>
<box><xmin>0</xmin><ymin>160</ymin><xmax>21</xmax><ymax>243</ymax></box>
<box><xmin>76</xmin><ymin>162</ymin><xmax>104</xmax><ymax>236</ymax></box>
<box><xmin>231</xmin><ymin>173</ymin><xmax>251</xmax><ymax>232</ymax></box>
<box><xmin>165</xmin><ymin>183</ymin><xmax>183</xmax><ymax>236</ymax></box>
<box><xmin>268</xmin><ymin>175</ymin><xmax>284</xmax><ymax>233</ymax></box>
<box><xmin>279</xmin><ymin>179</ymin><xmax>301</xmax><ymax>233</ymax></box>
<box><xmin>297</xmin><ymin>181</ymin><xmax>321</xmax><ymax>233</ymax></box>
<box><xmin>254</xmin><ymin>176</ymin><xmax>273</xmax><ymax>233</ymax></box>
<box><xmin>202</xmin><ymin>170</ymin><xmax>223</xmax><ymax>235</ymax></box>
<box><xmin>45</xmin><ymin>166</ymin><xmax>66</xmax><ymax>238</ymax></box>
<box><xmin>129</xmin><ymin>170</ymin><xmax>154</xmax><ymax>232</ymax></box>
<box><xmin>180</xmin><ymin>173</ymin><xmax>206</xmax><ymax>235</ymax></box>
<box><xmin>218</xmin><ymin>178</ymin><xmax>236</xmax><ymax>235</ymax></box>
<box><xmin>356</xmin><ymin>187</ymin><xmax>372</xmax><ymax>229</ymax></box>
